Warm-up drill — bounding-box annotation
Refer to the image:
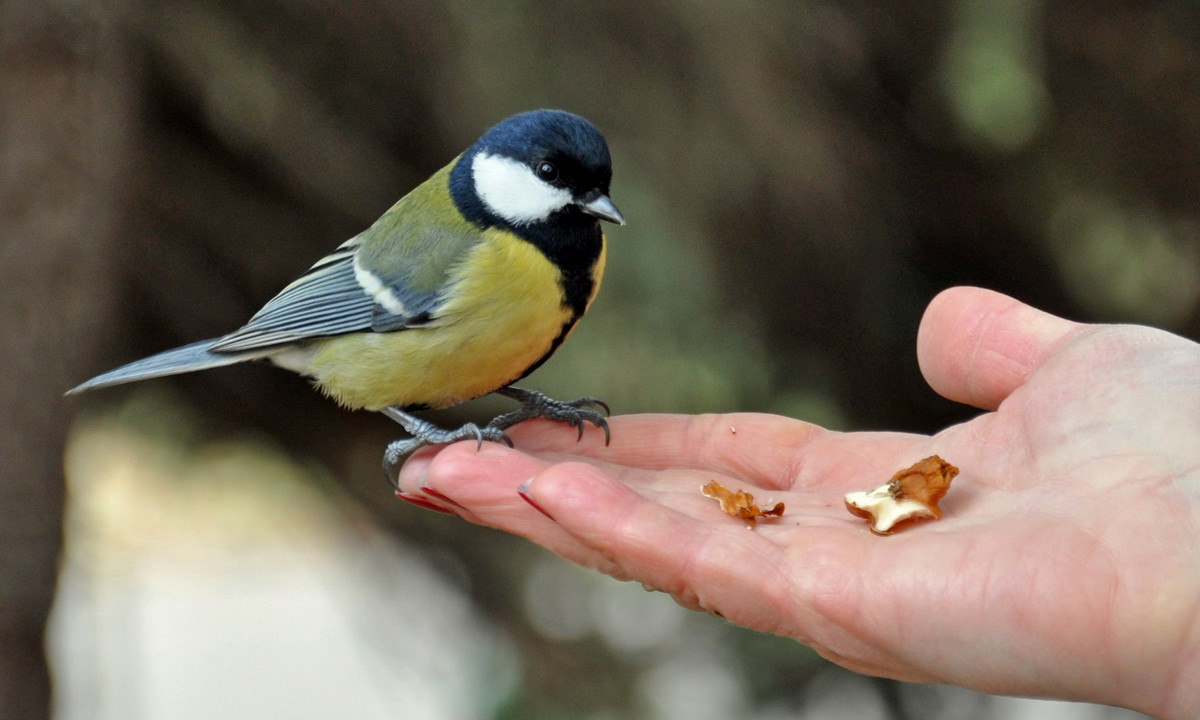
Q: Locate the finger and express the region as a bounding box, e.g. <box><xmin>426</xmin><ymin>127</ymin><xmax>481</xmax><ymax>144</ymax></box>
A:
<box><xmin>522</xmin><ymin>462</ymin><xmax>807</xmax><ymax>621</ymax></box>
<box><xmin>395</xmin><ymin>442</ymin><xmax>617</xmax><ymax>569</ymax></box>
<box><xmin>504</xmin><ymin>412</ymin><xmax>828</xmax><ymax>489</ymax></box>
<box><xmin>521</xmin><ymin>465</ymin><xmax>959</xmax><ymax>685</ymax></box>
<box><xmin>916</xmin><ymin>287</ymin><xmax>1080</xmax><ymax>410</ymax></box>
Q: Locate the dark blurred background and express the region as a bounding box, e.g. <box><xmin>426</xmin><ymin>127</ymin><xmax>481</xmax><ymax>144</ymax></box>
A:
<box><xmin>3</xmin><ymin>0</ymin><xmax>1197</xmax><ymax>717</ymax></box>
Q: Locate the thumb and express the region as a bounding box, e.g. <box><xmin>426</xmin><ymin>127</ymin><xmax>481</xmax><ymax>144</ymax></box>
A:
<box><xmin>917</xmin><ymin>287</ymin><xmax>1080</xmax><ymax>410</ymax></box>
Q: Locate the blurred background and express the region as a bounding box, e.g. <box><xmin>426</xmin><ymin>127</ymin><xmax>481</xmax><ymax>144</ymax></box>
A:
<box><xmin>3</xmin><ymin>0</ymin><xmax>1197</xmax><ymax>717</ymax></box>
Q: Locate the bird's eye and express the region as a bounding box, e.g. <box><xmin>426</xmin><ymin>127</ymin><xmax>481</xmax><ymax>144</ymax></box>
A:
<box><xmin>534</xmin><ymin>161</ymin><xmax>559</xmax><ymax>182</ymax></box>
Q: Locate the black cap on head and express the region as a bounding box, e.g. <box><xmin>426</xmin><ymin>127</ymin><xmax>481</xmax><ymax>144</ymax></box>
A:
<box><xmin>477</xmin><ymin>109</ymin><xmax>613</xmax><ymax>188</ymax></box>
<box><xmin>450</xmin><ymin>110</ymin><xmax>619</xmax><ymax>230</ymax></box>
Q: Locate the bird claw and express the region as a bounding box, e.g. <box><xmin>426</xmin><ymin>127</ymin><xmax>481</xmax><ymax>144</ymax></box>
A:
<box><xmin>488</xmin><ymin>386</ymin><xmax>611</xmax><ymax>445</ymax></box>
<box><xmin>379</xmin><ymin>388</ymin><xmax>609</xmax><ymax>491</ymax></box>
<box><xmin>380</xmin><ymin>407</ymin><xmax>512</xmax><ymax>489</ymax></box>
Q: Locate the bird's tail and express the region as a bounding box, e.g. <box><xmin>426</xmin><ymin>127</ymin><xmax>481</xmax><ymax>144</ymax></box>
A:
<box><xmin>66</xmin><ymin>339</ymin><xmax>265</xmax><ymax>395</ymax></box>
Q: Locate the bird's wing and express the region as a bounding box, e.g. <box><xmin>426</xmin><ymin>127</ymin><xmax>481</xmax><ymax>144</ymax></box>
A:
<box><xmin>210</xmin><ymin>206</ymin><xmax>481</xmax><ymax>353</ymax></box>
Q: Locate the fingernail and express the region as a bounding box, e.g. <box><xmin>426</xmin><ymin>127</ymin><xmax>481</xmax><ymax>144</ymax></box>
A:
<box><xmin>517</xmin><ymin>479</ymin><xmax>554</xmax><ymax>521</ymax></box>
<box><xmin>394</xmin><ymin>454</ymin><xmax>433</xmax><ymax>492</ymax></box>
<box><xmin>395</xmin><ymin>491</ymin><xmax>457</xmax><ymax>515</ymax></box>
<box><xmin>420</xmin><ymin>485</ymin><xmax>467</xmax><ymax>511</ymax></box>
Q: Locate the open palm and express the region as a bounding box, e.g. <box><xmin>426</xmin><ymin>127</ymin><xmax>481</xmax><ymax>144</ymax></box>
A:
<box><xmin>395</xmin><ymin>287</ymin><xmax>1200</xmax><ymax>719</ymax></box>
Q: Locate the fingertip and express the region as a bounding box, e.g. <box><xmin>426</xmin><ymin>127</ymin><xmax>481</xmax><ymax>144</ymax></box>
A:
<box><xmin>527</xmin><ymin>460</ymin><xmax>622</xmax><ymax>515</ymax></box>
<box><xmin>517</xmin><ymin>478</ymin><xmax>555</xmax><ymax>520</ymax></box>
<box><xmin>917</xmin><ymin>287</ymin><xmax>1078</xmax><ymax>409</ymax></box>
<box><xmin>525</xmin><ymin>462</ymin><xmax>685</xmax><ymax>577</ymax></box>
<box><xmin>392</xmin><ymin>440</ymin><xmax>528</xmax><ymax>495</ymax></box>
<box><xmin>392</xmin><ymin>445</ymin><xmax>440</xmax><ymax>495</ymax></box>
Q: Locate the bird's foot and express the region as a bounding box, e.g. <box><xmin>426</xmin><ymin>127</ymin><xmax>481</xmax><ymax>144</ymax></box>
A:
<box><xmin>381</xmin><ymin>406</ymin><xmax>513</xmax><ymax>489</ymax></box>
<box><xmin>487</xmin><ymin>386</ymin><xmax>611</xmax><ymax>444</ymax></box>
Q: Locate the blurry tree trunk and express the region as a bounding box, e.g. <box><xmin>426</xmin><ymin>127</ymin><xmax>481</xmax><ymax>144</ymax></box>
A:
<box><xmin>0</xmin><ymin>2</ymin><xmax>133</xmax><ymax>716</ymax></box>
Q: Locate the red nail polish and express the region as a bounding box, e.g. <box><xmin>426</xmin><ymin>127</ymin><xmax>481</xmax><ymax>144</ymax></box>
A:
<box><xmin>518</xmin><ymin>487</ymin><xmax>554</xmax><ymax>521</ymax></box>
<box><xmin>420</xmin><ymin>486</ymin><xmax>467</xmax><ymax>511</ymax></box>
<box><xmin>395</xmin><ymin>491</ymin><xmax>457</xmax><ymax>515</ymax></box>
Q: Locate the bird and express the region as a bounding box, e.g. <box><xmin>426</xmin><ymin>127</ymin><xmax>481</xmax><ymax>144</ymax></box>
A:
<box><xmin>68</xmin><ymin>109</ymin><xmax>625</xmax><ymax>484</ymax></box>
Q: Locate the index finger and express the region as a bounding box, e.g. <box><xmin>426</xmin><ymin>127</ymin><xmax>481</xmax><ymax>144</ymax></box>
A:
<box><xmin>501</xmin><ymin>412</ymin><xmax>825</xmax><ymax>488</ymax></box>
<box><xmin>501</xmin><ymin>412</ymin><xmax>936</xmax><ymax>493</ymax></box>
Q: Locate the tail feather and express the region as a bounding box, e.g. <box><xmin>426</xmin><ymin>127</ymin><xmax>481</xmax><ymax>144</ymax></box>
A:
<box><xmin>66</xmin><ymin>339</ymin><xmax>264</xmax><ymax>395</ymax></box>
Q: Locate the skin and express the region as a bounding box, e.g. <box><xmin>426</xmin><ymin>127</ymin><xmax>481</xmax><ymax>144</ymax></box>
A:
<box><xmin>395</xmin><ymin>286</ymin><xmax>1200</xmax><ymax>719</ymax></box>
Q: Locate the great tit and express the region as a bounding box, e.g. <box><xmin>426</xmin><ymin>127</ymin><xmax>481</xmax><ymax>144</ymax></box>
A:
<box><xmin>69</xmin><ymin>109</ymin><xmax>625</xmax><ymax>482</ymax></box>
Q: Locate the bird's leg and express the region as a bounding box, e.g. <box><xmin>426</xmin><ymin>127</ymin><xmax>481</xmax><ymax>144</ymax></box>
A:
<box><xmin>380</xmin><ymin>406</ymin><xmax>513</xmax><ymax>488</ymax></box>
<box><xmin>486</xmin><ymin>386</ymin><xmax>611</xmax><ymax>444</ymax></box>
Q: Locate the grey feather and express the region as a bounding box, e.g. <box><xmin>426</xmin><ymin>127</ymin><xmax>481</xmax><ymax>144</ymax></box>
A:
<box><xmin>66</xmin><ymin>339</ymin><xmax>264</xmax><ymax>395</ymax></box>
<box><xmin>211</xmin><ymin>244</ymin><xmax>378</xmax><ymax>352</ymax></box>
<box><xmin>68</xmin><ymin>239</ymin><xmax>445</xmax><ymax>396</ymax></box>
<box><xmin>70</xmin><ymin>214</ymin><xmax>468</xmax><ymax>395</ymax></box>
<box><xmin>209</xmin><ymin>237</ymin><xmax>445</xmax><ymax>352</ymax></box>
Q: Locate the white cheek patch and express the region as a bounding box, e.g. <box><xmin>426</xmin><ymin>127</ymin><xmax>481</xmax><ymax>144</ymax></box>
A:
<box><xmin>472</xmin><ymin>151</ymin><xmax>572</xmax><ymax>226</ymax></box>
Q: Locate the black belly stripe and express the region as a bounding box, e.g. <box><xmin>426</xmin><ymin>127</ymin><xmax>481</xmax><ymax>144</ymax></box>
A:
<box><xmin>448</xmin><ymin>170</ymin><xmax>607</xmax><ymax>389</ymax></box>
<box><xmin>500</xmin><ymin>218</ymin><xmax>604</xmax><ymax>385</ymax></box>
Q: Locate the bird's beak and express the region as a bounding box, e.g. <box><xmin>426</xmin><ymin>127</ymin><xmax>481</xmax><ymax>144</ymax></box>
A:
<box><xmin>578</xmin><ymin>190</ymin><xmax>626</xmax><ymax>225</ymax></box>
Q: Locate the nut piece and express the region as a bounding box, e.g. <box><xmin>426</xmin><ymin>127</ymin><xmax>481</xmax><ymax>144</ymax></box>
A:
<box><xmin>702</xmin><ymin>480</ymin><xmax>785</xmax><ymax>529</ymax></box>
<box><xmin>844</xmin><ymin>456</ymin><xmax>959</xmax><ymax>534</ymax></box>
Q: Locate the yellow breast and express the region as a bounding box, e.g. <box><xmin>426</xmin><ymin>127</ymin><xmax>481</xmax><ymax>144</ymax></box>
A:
<box><xmin>304</xmin><ymin>229</ymin><xmax>604</xmax><ymax>411</ymax></box>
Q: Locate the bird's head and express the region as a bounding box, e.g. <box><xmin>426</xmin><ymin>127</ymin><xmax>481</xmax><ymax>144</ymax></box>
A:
<box><xmin>451</xmin><ymin>110</ymin><xmax>625</xmax><ymax>231</ymax></box>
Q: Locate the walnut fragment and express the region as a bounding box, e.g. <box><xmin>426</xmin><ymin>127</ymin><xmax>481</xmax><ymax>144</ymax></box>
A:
<box><xmin>702</xmin><ymin>480</ymin><xmax>785</xmax><ymax>528</ymax></box>
<box><xmin>844</xmin><ymin>456</ymin><xmax>959</xmax><ymax>534</ymax></box>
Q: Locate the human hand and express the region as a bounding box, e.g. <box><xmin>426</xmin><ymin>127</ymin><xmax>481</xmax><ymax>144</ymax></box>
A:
<box><xmin>394</xmin><ymin>287</ymin><xmax>1200</xmax><ymax>719</ymax></box>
